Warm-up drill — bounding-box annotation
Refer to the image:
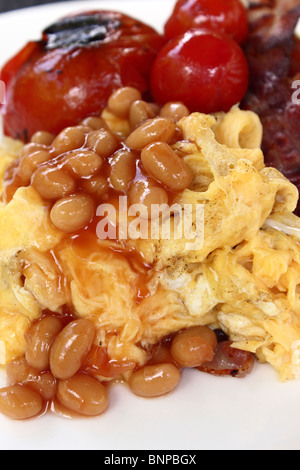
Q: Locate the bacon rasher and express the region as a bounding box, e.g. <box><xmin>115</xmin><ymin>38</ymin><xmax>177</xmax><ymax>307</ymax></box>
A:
<box><xmin>242</xmin><ymin>0</ymin><xmax>300</xmax><ymax>214</ymax></box>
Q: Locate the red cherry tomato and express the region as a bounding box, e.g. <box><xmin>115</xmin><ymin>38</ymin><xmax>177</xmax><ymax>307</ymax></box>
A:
<box><xmin>151</xmin><ymin>29</ymin><xmax>249</xmax><ymax>114</ymax></box>
<box><xmin>0</xmin><ymin>11</ymin><xmax>164</xmax><ymax>141</ymax></box>
<box><xmin>164</xmin><ymin>0</ymin><xmax>249</xmax><ymax>44</ymax></box>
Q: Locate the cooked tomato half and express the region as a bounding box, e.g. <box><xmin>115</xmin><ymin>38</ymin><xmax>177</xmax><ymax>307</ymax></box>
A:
<box><xmin>0</xmin><ymin>11</ymin><xmax>164</xmax><ymax>141</ymax></box>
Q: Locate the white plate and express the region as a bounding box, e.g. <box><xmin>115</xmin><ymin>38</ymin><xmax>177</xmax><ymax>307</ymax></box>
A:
<box><xmin>0</xmin><ymin>0</ymin><xmax>300</xmax><ymax>451</ymax></box>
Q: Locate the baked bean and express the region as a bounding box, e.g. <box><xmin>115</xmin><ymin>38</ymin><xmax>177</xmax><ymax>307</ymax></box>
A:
<box><xmin>0</xmin><ymin>385</ymin><xmax>43</xmax><ymax>420</ymax></box>
<box><xmin>29</xmin><ymin>372</ymin><xmax>57</xmax><ymax>402</ymax></box>
<box><xmin>149</xmin><ymin>341</ymin><xmax>175</xmax><ymax>366</ymax></box>
<box><xmin>7</xmin><ymin>358</ymin><xmax>57</xmax><ymax>401</ymax></box>
<box><xmin>31</xmin><ymin>131</ymin><xmax>55</xmax><ymax>146</ymax></box>
<box><xmin>110</xmin><ymin>149</ymin><xmax>136</xmax><ymax>192</ymax></box>
<box><xmin>31</xmin><ymin>166</ymin><xmax>76</xmax><ymax>200</ymax></box>
<box><xmin>76</xmin><ymin>125</ymin><xmax>93</xmax><ymax>134</ymax></box>
<box><xmin>128</xmin><ymin>180</ymin><xmax>168</xmax><ymax>216</ymax></box>
<box><xmin>160</xmin><ymin>102</ymin><xmax>190</xmax><ymax>122</ymax></box>
<box><xmin>20</xmin><ymin>142</ymin><xmax>47</xmax><ymax>159</ymax></box>
<box><xmin>125</xmin><ymin>118</ymin><xmax>176</xmax><ymax>150</ymax></box>
<box><xmin>52</xmin><ymin>126</ymin><xmax>87</xmax><ymax>154</ymax></box>
<box><xmin>64</xmin><ymin>150</ymin><xmax>103</xmax><ymax>178</ymax></box>
<box><xmin>57</xmin><ymin>373</ymin><xmax>108</xmax><ymax>417</ymax></box>
<box><xmin>25</xmin><ymin>316</ymin><xmax>63</xmax><ymax>371</ymax></box>
<box><xmin>108</xmin><ymin>87</ymin><xmax>142</xmax><ymax>118</ymax></box>
<box><xmin>149</xmin><ymin>103</ymin><xmax>161</xmax><ymax>116</ymax></box>
<box><xmin>87</xmin><ymin>129</ymin><xmax>119</xmax><ymax>158</ymax></box>
<box><xmin>141</xmin><ymin>142</ymin><xmax>193</xmax><ymax>191</ymax></box>
<box><xmin>81</xmin><ymin>117</ymin><xmax>107</xmax><ymax>130</ymax></box>
<box><xmin>170</xmin><ymin>326</ymin><xmax>217</xmax><ymax>368</ymax></box>
<box><xmin>129</xmin><ymin>363</ymin><xmax>181</xmax><ymax>398</ymax></box>
<box><xmin>50</xmin><ymin>319</ymin><xmax>96</xmax><ymax>380</ymax></box>
<box><xmin>50</xmin><ymin>194</ymin><xmax>95</xmax><ymax>233</ymax></box>
<box><xmin>81</xmin><ymin>176</ymin><xmax>109</xmax><ymax>198</ymax></box>
<box><xmin>6</xmin><ymin>357</ymin><xmax>32</xmax><ymax>384</ymax></box>
<box><xmin>19</xmin><ymin>150</ymin><xmax>52</xmax><ymax>185</ymax></box>
<box><xmin>129</xmin><ymin>100</ymin><xmax>156</xmax><ymax>128</ymax></box>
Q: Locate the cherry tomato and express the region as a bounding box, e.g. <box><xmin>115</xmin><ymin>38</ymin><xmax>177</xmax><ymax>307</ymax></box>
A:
<box><xmin>151</xmin><ymin>29</ymin><xmax>249</xmax><ymax>114</ymax></box>
<box><xmin>0</xmin><ymin>11</ymin><xmax>164</xmax><ymax>141</ymax></box>
<box><xmin>164</xmin><ymin>0</ymin><xmax>249</xmax><ymax>44</ymax></box>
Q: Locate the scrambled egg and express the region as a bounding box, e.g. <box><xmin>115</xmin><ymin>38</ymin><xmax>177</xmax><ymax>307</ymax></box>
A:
<box><xmin>1</xmin><ymin>108</ymin><xmax>300</xmax><ymax>381</ymax></box>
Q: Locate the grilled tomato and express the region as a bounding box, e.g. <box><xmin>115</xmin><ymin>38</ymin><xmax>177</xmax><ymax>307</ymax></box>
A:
<box><xmin>0</xmin><ymin>11</ymin><xmax>164</xmax><ymax>141</ymax></box>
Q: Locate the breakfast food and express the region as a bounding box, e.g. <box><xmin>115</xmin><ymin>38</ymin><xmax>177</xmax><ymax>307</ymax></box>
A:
<box><xmin>0</xmin><ymin>11</ymin><xmax>164</xmax><ymax>141</ymax></box>
<box><xmin>0</xmin><ymin>0</ymin><xmax>300</xmax><ymax>421</ymax></box>
<box><xmin>242</xmin><ymin>0</ymin><xmax>300</xmax><ymax>215</ymax></box>
<box><xmin>0</xmin><ymin>85</ymin><xmax>299</xmax><ymax>419</ymax></box>
<box><xmin>150</xmin><ymin>29</ymin><xmax>249</xmax><ymax>113</ymax></box>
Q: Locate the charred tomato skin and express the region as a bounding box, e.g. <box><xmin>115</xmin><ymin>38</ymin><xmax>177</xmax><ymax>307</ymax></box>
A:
<box><xmin>0</xmin><ymin>11</ymin><xmax>164</xmax><ymax>141</ymax></box>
